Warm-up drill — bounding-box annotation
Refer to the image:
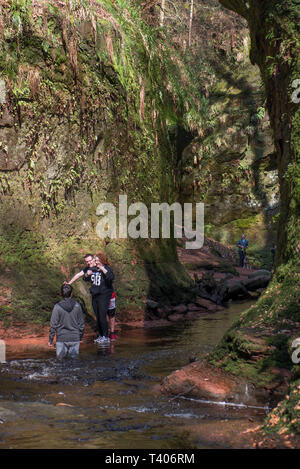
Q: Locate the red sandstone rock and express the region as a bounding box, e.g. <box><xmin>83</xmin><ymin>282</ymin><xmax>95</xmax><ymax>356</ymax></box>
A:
<box><xmin>171</xmin><ymin>304</ymin><xmax>188</xmax><ymax>314</ymax></box>
<box><xmin>185</xmin><ymin>310</ymin><xmax>209</xmax><ymax>320</ymax></box>
<box><xmin>156</xmin><ymin>306</ymin><xmax>172</xmax><ymax>318</ymax></box>
<box><xmin>187</xmin><ymin>303</ymin><xmax>203</xmax><ymax>311</ymax></box>
<box><xmin>160</xmin><ymin>359</ymin><xmax>246</xmax><ymax>401</ymax></box>
<box><xmin>195</xmin><ymin>297</ymin><xmax>218</xmax><ymax>312</ymax></box>
<box><xmin>168</xmin><ymin>313</ymin><xmax>185</xmax><ymax>322</ymax></box>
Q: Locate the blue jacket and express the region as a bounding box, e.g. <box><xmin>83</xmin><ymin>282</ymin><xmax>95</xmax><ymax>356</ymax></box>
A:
<box><xmin>237</xmin><ymin>238</ymin><xmax>248</xmax><ymax>251</ymax></box>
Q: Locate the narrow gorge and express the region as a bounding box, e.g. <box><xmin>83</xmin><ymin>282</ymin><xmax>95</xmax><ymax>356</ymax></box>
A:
<box><xmin>0</xmin><ymin>0</ymin><xmax>299</xmax><ymax>450</ymax></box>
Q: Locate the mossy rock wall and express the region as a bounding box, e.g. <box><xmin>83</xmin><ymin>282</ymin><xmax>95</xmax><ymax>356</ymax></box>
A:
<box><xmin>218</xmin><ymin>0</ymin><xmax>300</xmax><ymax>267</ymax></box>
<box><xmin>176</xmin><ymin>17</ymin><xmax>279</xmax><ymax>259</ymax></box>
<box><xmin>0</xmin><ymin>0</ymin><xmax>196</xmax><ymax>325</ymax></box>
<box><xmin>208</xmin><ymin>0</ymin><xmax>300</xmax><ymax>437</ymax></box>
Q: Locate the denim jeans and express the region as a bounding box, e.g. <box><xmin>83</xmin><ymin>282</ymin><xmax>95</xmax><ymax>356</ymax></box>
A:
<box><xmin>56</xmin><ymin>341</ymin><xmax>80</xmax><ymax>359</ymax></box>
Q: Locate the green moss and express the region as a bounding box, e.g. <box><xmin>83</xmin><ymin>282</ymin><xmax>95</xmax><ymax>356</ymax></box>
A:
<box><xmin>208</xmin><ymin>258</ymin><xmax>300</xmax><ymax>392</ymax></box>
<box><xmin>0</xmin><ymin>0</ymin><xmax>206</xmax><ymax>322</ymax></box>
<box><xmin>232</xmin><ymin>215</ymin><xmax>260</xmax><ymax>233</ymax></box>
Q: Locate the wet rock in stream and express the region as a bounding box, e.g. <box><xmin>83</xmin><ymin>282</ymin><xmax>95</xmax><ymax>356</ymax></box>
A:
<box><xmin>160</xmin><ymin>359</ymin><xmax>270</xmax><ymax>407</ymax></box>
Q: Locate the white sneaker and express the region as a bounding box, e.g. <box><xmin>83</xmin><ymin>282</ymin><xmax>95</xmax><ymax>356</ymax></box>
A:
<box><xmin>95</xmin><ymin>336</ymin><xmax>110</xmax><ymax>344</ymax></box>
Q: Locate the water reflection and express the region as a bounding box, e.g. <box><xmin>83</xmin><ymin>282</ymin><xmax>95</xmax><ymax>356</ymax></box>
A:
<box><xmin>0</xmin><ymin>299</ymin><xmax>266</xmax><ymax>449</ymax></box>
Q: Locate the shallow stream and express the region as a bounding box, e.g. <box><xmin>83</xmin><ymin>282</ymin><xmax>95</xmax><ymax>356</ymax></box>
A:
<box><xmin>0</xmin><ymin>300</ymin><xmax>268</xmax><ymax>449</ymax></box>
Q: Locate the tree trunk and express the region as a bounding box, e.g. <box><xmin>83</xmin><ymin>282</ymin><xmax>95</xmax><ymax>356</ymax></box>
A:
<box><xmin>160</xmin><ymin>0</ymin><xmax>166</xmax><ymax>27</ymax></box>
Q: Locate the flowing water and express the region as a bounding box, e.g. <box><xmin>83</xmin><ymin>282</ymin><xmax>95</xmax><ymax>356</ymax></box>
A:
<box><xmin>0</xmin><ymin>300</ymin><xmax>268</xmax><ymax>449</ymax></box>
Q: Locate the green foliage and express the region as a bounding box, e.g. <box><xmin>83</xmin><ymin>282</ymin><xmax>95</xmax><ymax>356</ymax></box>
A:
<box><xmin>0</xmin><ymin>221</ymin><xmax>64</xmax><ymax>322</ymax></box>
<box><xmin>0</xmin><ymin>0</ymin><xmax>209</xmax><ymax>319</ymax></box>
<box><xmin>208</xmin><ymin>257</ymin><xmax>300</xmax><ymax>391</ymax></box>
<box><xmin>0</xmin><ymin>226</ymin><xmax>47</xmax><ymax>269</ymax></box>
<box><xmin>0</xmin><ymin>0</ymin><xmax>207</xmax><ymax>210</ymax></box>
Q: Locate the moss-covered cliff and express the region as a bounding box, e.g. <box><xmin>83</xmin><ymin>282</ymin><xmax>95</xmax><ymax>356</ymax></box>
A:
<box><xmin>0</xmin><ymin>0</ymin><xmax>205</xmax><ymax>324</ymax></box>
<box><xmin>218</xmin><ymin>0</ymin><xmax>300</xmax><ymax>266</ymax></box>
<box><xmin>206</xmin><ymin>0</ymin><xmax>300</xmax><ymax>441</ymax></box>
<box><xmin>157</xmin><ymin>0</ymin><xmax>279</xmax><ymax>269</ymax></box>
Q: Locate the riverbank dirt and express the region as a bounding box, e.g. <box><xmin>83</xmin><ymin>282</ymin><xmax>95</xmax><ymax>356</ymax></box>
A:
<box><xmin>181</xmin><ymin>418</ymin><xmax>300</xmax><ymax>449</ymax></box>
<box><xmin>0</xmin><ymin>322</ymin><xmax>95</xmax><ymax>358</ymax></box>
<box><xmin>177</xmin><ymin>236</ymin><xmax>257</xmax><ymax>286</ymax></box>
<box><xmin>0</xmin><ymin>317</ymin><xmax>175</xmax><ymax>359</ymax></box>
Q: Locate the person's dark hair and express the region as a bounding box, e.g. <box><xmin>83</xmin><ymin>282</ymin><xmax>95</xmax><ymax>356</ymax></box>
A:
<box><xmin>61</xmin><ymin>284</ymin><xmax>73</xmax><ymax>298</ymax></box>
<box><xmin>84</xmin><ymin>253</ymin><xmax>93</xmax><ymax>259</ymax></box>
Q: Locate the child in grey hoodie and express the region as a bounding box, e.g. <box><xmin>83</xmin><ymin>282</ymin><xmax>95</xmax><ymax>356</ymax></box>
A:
<box><xmin>48</xmin><ymin>284</ymin><xmax>85</xmax><ymax>359</ymax></box>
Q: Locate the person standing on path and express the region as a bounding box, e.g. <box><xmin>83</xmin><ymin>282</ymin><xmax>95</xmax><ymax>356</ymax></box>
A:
<box><xmin>237</xmin><ymin>234</ymin><xmax>248</xmax><ymax>268</ymax></box>
<box><xmin>48</xmin><ymin>284</ymin><xmax>85</xmax><ymax>359</ymax></box>
<box><xmin>271</xmin><ymin>243</ymin><xmax>276</xmax><ymax>265</ymax></box>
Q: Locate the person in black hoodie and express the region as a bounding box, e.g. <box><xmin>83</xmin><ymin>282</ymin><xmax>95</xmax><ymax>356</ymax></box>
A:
<box><xmin>48</xmin><ymin>284</ymin><xmax>85</xmax><ymax>359</ymax></box>
<box><xmin>67</xmin><ymin>253</ymin><xmax>115</xmax><ymax>344</ymax></box>
<box><xmin>92</xmin><ymin>252</ymin><xmax>115</xmax><ymax>343</ymax></box>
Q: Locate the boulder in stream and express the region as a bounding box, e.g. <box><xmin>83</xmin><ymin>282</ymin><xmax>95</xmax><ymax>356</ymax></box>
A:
<box><xmin>168</xmin><ymin>313</ymin><xmax>185</xmax><ymax>322</ymax></box>
<box><xmin>247</xmin><ymin>269</ymin><xmax>271</xmax><ymax>279</ymax></box>
<box><xmin>171</xmin><ymin>304</ymin><xmax>188</xmax><ymax>314</ymax></box>
<box><xmin>160</xmin><ymin>359</ymin><xmax>269</xmax><ymax>406</ymax></box>
<box><xmin>242</xmin><ymin>275</ymin><xmax>271</xmax><ymax>291</ymax></box>
<box><xmin>226</xmin><ymin>281</ymin><xmax>252</xmax><ymax>300</ymax></box>
<box><xmin>146</xmin><ymin>299</ymin><xmax>159</xmax><ymax>309</ymax></box>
